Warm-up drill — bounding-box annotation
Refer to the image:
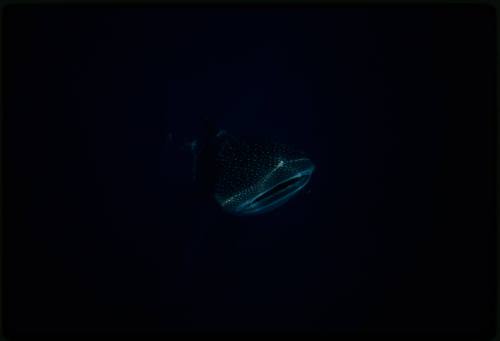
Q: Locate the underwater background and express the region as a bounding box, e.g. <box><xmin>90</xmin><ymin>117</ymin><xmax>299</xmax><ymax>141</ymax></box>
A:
<box><xmin>4</xmin><ymin>5</ymin><xmax>496</xmax><ymax>335</ymax></box>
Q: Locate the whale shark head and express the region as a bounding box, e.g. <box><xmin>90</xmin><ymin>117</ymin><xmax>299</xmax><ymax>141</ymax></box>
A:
<box><xmin>194</xmin><ymin>129</ymin><xmax>315</xmax><ymax>216</ymax></box>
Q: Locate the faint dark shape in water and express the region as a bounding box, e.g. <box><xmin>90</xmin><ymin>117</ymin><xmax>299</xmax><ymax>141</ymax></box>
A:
<box><xmin>193</xmin><ymin>122</ymin><xmax>315</xmax><ymax>216</ymax></box>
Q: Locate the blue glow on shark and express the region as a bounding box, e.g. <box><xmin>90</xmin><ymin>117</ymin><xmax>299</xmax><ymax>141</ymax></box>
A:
<box><xmin>212</xmin><ymin>134</ymin><xmax>315</xmax><ymax>216</ymax></box>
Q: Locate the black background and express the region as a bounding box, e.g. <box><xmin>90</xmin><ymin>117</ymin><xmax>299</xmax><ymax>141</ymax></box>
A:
<box><xmin>3</xmin><ymin>5</ymin><xmax>497</xmax><ymax>336</ymax></box>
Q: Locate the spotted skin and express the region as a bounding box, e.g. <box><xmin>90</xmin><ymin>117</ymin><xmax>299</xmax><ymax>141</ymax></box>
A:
<box><xmin>213</xmin><ymin>135</ymin><xmax>315</xmax><ymax>216</ymax></box>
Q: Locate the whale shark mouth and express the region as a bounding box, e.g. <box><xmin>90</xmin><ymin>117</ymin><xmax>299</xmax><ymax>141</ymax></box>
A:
<box><xmin>236</xmin><ymin>171</ymin><xmax>313</xmax><ymax>216</ymax></box>
<box><xmin>252</xmin><ymin>176</ymin><xmax>305</xmax><ymax>204</ymax></box>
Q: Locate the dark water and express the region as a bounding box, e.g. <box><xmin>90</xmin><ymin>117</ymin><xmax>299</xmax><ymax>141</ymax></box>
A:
<box><xmin>3</xmin><ymin>5</ymin><xmax>496</xmax><ymax>336</ymax></box>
